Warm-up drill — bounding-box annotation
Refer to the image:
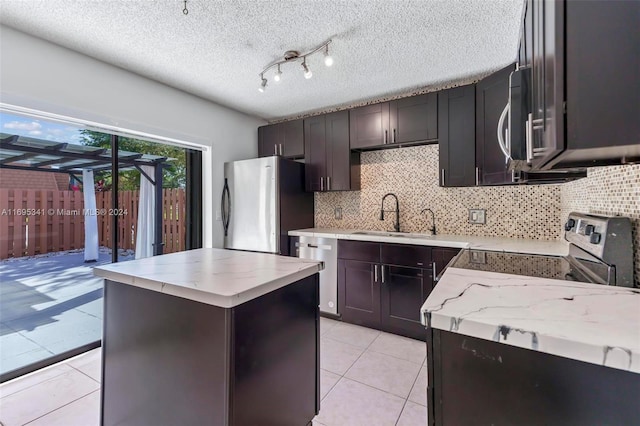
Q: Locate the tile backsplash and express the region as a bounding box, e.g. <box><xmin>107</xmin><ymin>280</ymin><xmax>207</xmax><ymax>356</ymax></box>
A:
<box><xmin>560</xmin><ymin>164</ymin><xmax>640</xmax><ymax>286</ymax></box>
<box><xmin>315</xmin><ymin>144</ymin><xmax>562</xmax><ymax>240</ymax></box>
<box><xmin>314</xmin><ymin>144</ymin><xmax>639</xmax><ymax>286</ymax></box>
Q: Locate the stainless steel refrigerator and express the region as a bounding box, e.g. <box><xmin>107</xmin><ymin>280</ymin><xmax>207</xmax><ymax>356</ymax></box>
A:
<box><xmin>221</xmin><ymin>156</ymin><xmax>314</xmax><ymax>255</ymax></box>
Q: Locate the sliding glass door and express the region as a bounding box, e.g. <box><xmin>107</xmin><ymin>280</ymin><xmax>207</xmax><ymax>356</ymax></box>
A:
<box><xmin>0</xmin><ymin>111</ymin><xmax>202</xmax><ymax>381</ymax></box>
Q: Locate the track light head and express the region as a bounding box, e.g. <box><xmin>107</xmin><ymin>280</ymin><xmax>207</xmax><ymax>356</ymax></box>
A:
<box><xmin>302</xmin><ymin>60</ymin><xmax>312</xmax><ymax>79</ymax></box>
<box><xmin>274</xmin><ymin>65</ymin><xmax>282</xmax><ymax>82</ymax></box>
<box><xmin>324</xmin><ymin>45</ymin><xmax>334</xmax><ymax>67</ymax></box>
<box><xmin>258</xmin><ymin>76</ymin><xmax>267</xmax><ymax>92</ymax></box>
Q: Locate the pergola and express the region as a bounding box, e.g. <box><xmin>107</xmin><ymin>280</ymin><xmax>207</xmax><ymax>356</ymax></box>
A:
<box><xmin>0</xmin><ymin>133</ymin><xmax>170</xmax><ymax>259</ymax></box>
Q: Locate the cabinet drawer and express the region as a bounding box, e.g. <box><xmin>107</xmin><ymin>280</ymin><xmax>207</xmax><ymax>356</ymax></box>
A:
<box><xmin>338</xmin><ymin>240</ymin><xmax>380</xmax><ymax>262</ymax></box>
<box><xmin>381</xmin><ymin>243</ymin><xmax>431</xmax><ymax>268</ymax></box>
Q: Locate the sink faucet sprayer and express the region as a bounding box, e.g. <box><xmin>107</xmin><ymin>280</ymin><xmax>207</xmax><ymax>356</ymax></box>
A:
<box><xmin>379</xmin><ymin>193</ymin><xmax>400</xmax><ymax>232</ymax></box>
<box><xmin>421</xmin><ymin>208</ymin><xmax>436</xmax><ymax>235</ymax></box>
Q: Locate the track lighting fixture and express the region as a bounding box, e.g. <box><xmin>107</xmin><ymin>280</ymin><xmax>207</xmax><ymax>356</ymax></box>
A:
<box><xmin>258</xmin><ymin>40</ymin><xmax>333</xmax><ymax>91</ymax></box>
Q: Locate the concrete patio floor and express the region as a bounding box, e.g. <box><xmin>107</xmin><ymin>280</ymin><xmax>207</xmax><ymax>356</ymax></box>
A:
<box><xmin>0</xmin><ymin>249</ymin><xmax>133</xmax><ymax>376</ymax></box>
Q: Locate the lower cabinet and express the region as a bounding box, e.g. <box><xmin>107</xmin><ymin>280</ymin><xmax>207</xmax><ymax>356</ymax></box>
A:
<box><xmin>338</xmin><ymin>240</ymin><xmax>445</xmax><ymax>341</ymax></box>
<box><xmin>337</xmin><ymin>259</ymin><xmax>381</xmax><ymax>330</ymax></box>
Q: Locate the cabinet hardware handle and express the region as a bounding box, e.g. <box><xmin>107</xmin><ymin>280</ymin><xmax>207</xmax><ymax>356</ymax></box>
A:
<box><xmin>374</xmin><ymin>264</ymin><xmax>379</xmax><ymax>282</ymax></box>
<box><xmin>475</xmin><ymin>167</ymin><xmax>480</xmax><ymax>186</ymax></box>
<box><xmin>384</xmin><ymin>130</ymin><xmax>388</xmax><ymax>144</ymax></box>
<box><xmin>279</xmin><ymin>144</ymin><xmax>284</xmax><ymax>156</ymax></box>
<box><xmin>525</xmin><ymin>113</ymin><xmax>533</xmax><ymax>163</ymax></box>
<box><xmin>327</xmin><ymin>176</ymin><xmax>331</xmax><ymax>191</ymax></box>
<box><xmin>274</xmin><ymin>144</ymin><xmax>278</xmax><ymax>156</ymax></box>
<box><xmin>320</xmin><ymin>176</ymin><xmax>324</xmax><ymax>191</ymax></box>
<box><xmin>432</xmin><ymin>261</ymin><xmax>437</xmax><ymax>282</ymax></box>
<box><xmin>441</xmin><ymin>169</ymin><xmax>445</xmax><ymax>186</ymax></box>
<box><xmin>381</xmin><ymin>264</ymin><xmax>386</xmax><ymax>283</ymax></box>
<box><xmin>393</xmin><ymin>128</ymin><xmax>396</xmax><ymax>143</ymax></box>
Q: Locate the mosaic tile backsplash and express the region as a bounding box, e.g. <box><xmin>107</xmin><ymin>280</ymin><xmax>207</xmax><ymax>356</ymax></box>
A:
<box><xmin>560</xmin><ymin>164</ymin><xmax>640</xmax><ymax>286</ymax></box>
<box><xmin>315</xmin><ymin>144</ymin><xmax>562</xmax><ymax>240</ymax></box>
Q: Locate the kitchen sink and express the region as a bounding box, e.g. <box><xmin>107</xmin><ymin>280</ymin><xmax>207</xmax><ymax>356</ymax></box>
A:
<box><xmin>351</xmin><ymin>231</ymin><xmax>435</xmax><ymax>239</ymax></box>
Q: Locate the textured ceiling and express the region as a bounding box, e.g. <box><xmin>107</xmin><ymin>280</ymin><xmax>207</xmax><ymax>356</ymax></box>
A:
<box><xmin>0</xmin><ymin>0</ymin><xmax>523</xmax><ymax>120</ymax></box>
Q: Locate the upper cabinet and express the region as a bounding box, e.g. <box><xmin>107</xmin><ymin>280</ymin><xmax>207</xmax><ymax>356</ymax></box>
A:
<box><xmin>438</xmin><ymin>85</ymin><xmax>476</xmax><ymax>187</ymax></box>
<box><xmin>303</xmin><ymin>111</ymin><xmax>360</xmax><ymax>192</ymax></box>
<box><xmin>349</xmin><ymin>93</ymin><xmax>438</xmax><ymax>150</ymax></box>
<box><xmin>475</xmin><ymin>64</ymin><xmax>515</xmax><ymax>185</ymax></box>
<box><xmin>519</xmin><ymin>0</ymin><xmax>639</xmax><ymax>170</ymax></box>
<box><xmin>258</xmin><ymin>119</ymin><xmax>304</xmax><ymax>159</ymax></box>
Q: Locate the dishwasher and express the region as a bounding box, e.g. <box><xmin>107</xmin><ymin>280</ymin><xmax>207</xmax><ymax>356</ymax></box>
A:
<box><xmin>296</xmin><ymin>236</ymin><xmax>338</xmax><ymax>316</ymax></box>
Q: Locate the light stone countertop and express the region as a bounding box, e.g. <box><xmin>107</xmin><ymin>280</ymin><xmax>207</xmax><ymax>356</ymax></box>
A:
<box><xmin>288</xmin><ymin>228</ymin><xmax>569</xmax><ymax>256</ymax></box>
<box><xmin>420</xmin><ymin>267</ymin><xmax>640</xmax><ymax>373</ymax></box>
<box><xmin>93</xmin><ymin>248</ymin><xmax>323</xmax><ymax>308</ymax></box>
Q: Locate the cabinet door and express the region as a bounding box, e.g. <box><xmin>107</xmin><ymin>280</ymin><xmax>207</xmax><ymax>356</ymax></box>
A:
<box><xmin>476</xmin><ymin>64</ymin><xmax>514</xmax><ymax>185</ymax></box>
<box><xmin>389</xmin><ymin>93</ymin><xmax>438</xmax><ymax>144</ymax></box>
<box><xmin>338</xmin><ymin>259</ymin><xmax>381</xmax><ymax>330</ymax></box>
<box><xmin>349</xmin><ymin>103</ymin><xmax>390</xmax><ymax>149</ymax></box>
<box><xmin>281</xmin><ymin>119</ymin><xmax>304</xmax><ymax>159</ymax></box>
<box><xmin>303</xmin><ymin>115</ymin><xmax>327</xmax><ymax>192</ymax></box>
<box><xmin>325</xmin><ymin>110</ymin><xmax>359</xmax><ymax>191</ymax></box>
<box><xmin>258</xmin><ymin>125</ymin><xmax>279</xmax><ymax>157</ymax></box>
<box><xmin>438</xmin><ymin>85</ymin><xmax>476</xmax><ymax>187</ymax></box>
<box><xmin>380</xmin><ymin>265</ymin><xmax>431</xmax><ymax>341</ymax></box>
<box><xmin>529</xmin><ymin>0</ymin><xmax>565</xmax><ymax>169</ymax></box>
<box><xmin>432</xmin><ymin>248</ymin><xmax>460</xmax><ymax>281</ymax></box>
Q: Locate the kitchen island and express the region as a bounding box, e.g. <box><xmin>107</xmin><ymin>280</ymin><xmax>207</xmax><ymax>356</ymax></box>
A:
<box><xmin>93</xmin><ymin>248</ymin><xmax>323</xmax><ymax>426</ymax></box>
<box><xmin>421</xmin><ymin>267</ymin><xmax>640</xmax><ymax>425</ymax></box>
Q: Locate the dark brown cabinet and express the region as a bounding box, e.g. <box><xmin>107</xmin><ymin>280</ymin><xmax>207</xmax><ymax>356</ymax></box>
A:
<box><xmin>521</xmin><ymin>0</ymin><xmax>639</xmax><ymax>170</ymax></box>
<box><xmin>337</xmin><ymin>259</ymin><xmax>381</xmax><ymax>330</ymax></box>
<box><xmin>476</xmin><ymin>64</ymin><xmax>515</xmax><ymax>185</ymax></box>
<box><xmin>304</xmin><ymin>111</ymin><xmax>360</xmax><ymax>192</ymax></box>
<box><xmin>350</xmin><ymin>94</ymin><xmax>437</xmax><ymax>150</ymax></box>
<box><xmin>432</xmin><ymin>247</ymin><xmax>460</xmax><ymax>281</ymax></box>
<box><xmin>258</xmin><ymin>119</ymin><xmax>304</xmax><ymax>159</ymax></box>
<box><xmin>338</xmin><ymin>240</ymin><xmax>433</xmax><ymax>340</ymax></box>
<box><xmin>438</xmin><ymin>85</ymin><xmax>476</xmax><ymax>187</ymax></box>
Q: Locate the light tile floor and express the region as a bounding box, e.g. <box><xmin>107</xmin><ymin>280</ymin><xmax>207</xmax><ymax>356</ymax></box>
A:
<box><xmin>0</xmin><ymin>318</ymin><xmax>427</xmax><ymax>426</ymax></box>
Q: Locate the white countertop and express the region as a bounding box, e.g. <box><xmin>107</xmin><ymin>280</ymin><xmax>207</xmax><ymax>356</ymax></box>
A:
<box><xmin>93</xmin><ymin>248</ymin><xmax>323</xmax><ymax>308</ymax></box>
<box><xmin>421</xmin><ymin>267</ymin><xmax>640</xmax><ymax>373</ymax></box>
<box><xmin>289</xmin><ymin>228</ymin><xmax>568</xmax><ymax>256</ymax></box>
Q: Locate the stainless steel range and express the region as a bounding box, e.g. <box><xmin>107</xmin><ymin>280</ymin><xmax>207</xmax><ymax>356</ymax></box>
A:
<box><xmin>450</xmin><ymin>212</ymin><xmax>634</xmax><ymax>287</ymax></box>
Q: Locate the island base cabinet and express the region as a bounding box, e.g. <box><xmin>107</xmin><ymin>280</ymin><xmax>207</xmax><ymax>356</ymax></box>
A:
<box><xmin>102</xmin><ymin>275</ymin><xmax>319</xmax><ymax>426</ymax></box>
<box><xmin>428</xmin><ymin>330</ymin><xmax>640</xmax><ymax>426</ymax></box>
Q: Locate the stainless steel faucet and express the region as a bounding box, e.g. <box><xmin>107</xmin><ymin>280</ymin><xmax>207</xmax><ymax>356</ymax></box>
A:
<box><xmin>379</xmin><ymin>193</ymin><xmax>400</xmax><ymax>232</ymax></box>
<box><xmin>421</xmin><ymin>208</ymin><xmax>437</xmax><ymax>235</ymax></box>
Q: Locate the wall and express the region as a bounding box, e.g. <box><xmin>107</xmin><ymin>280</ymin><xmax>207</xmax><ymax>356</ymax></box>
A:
<box><xmin>560</xmin><ymin>164</ymin><xmax>640</xmax><ymax>286</ymax></box>
<box><xmin>315</xmin><ymin>144</ymin><xmax>562</xmax><ymax>240</ymax></box>
<box><xmin>0</xmin><ymin>25</ymin><xmax>266</xmax><ymax>249</ymax></box>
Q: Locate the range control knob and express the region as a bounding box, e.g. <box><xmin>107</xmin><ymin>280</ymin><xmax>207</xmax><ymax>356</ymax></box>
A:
<box><xmin>590</xmin><ymin>232</ymin><xmax>602</xmax><ymax>244</ymax></box>
<box><xmin>564</xmin><ymin>219</ymin><xmax>576</xmax><ymax>231</ymax></box>
<box><xmin>585</xmin><ymin>224</ymin><xmax>595</xmax><ymax>236</ymax></box>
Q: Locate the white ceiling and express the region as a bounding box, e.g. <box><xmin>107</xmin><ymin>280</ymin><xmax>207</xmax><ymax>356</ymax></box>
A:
<box><xmin>0</xmin><ymin>0</ymin><xmax>524</xmax><ymax>121</ymax></box>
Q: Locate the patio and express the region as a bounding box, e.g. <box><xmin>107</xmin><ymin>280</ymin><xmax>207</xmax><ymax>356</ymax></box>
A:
<box><xmin>0</xmin><ymin>249</ymin><xmax>133</xmax><ymax>377</ymax></box>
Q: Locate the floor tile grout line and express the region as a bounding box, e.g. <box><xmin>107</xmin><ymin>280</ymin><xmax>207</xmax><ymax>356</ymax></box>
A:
<box><xmin>394</xmin><ymin>360</ymin><xmax>425</xmax><ymax>425</ymax></box>
<box><xmin>66</xmin><ymin>364</ymin><xmax>100</xmax><ymax>384</ymax></box>
<box><xmin>21</xmin><ymin>388</ymin><xmax>100</xmax><ymax>426</ymax></box>
<box><xmin>0</xmin><ymin>366</ymin><xmax>71</xmax><ymax>399</ymax></box>
<box><xmin>365</xmin><ymin>346</ymin><xmax>426</xmax><ymax>366</ymax></box>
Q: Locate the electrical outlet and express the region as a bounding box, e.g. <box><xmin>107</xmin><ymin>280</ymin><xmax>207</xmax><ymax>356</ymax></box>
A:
<box><xmin>469</xmin><ymin>209</ymin><xmax>486</xmax><ymax>224</ymax></box>
<box><xmin>215</xmin><ymin>210</ymin><xmax>222</xmax><ymax>221</ymax></box>
<box><xmin>334</xmin><ymin>206</ymin><xmax>343</xmax><ymax>220</ymax></box>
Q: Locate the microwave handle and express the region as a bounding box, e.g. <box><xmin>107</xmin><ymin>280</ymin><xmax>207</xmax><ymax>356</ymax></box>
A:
<box><xmin>497</xmin><ymin>103</ymin><xmax>512</xmax><ymax>161</ymax></box>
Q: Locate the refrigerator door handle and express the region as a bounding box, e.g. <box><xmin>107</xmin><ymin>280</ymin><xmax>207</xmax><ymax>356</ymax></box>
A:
<box><xmin>221</xmin><ymin>178</ymin><xmax>230</xmax><ymax>236</ymax></box>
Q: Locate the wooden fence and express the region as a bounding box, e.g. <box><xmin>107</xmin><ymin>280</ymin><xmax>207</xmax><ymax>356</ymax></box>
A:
<box><xmin>0</xmin><ymin>188</ymin><xmax>186</xmax><ymax>259</ymax></box>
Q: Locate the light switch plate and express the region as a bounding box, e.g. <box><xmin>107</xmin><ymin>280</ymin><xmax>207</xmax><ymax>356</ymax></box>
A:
<box><xmin>469</xmin><ymin>209</ymin><xmax>486</xmax><ymax>224</ymax></box>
